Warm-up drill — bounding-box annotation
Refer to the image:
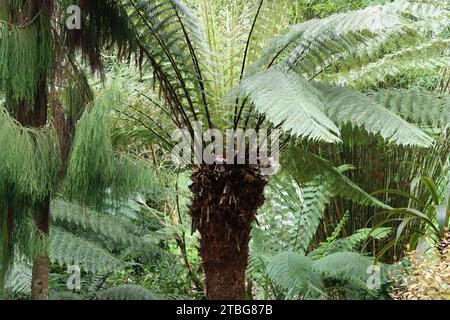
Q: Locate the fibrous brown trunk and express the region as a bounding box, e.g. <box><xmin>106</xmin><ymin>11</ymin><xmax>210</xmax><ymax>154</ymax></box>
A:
<box><xmin>189</xmin><ymin>164</ymin><xmax>267</xmax><ymax>300</ymax></box>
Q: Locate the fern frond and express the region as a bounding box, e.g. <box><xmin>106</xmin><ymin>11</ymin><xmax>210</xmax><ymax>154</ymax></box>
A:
<box><xmin>312</xmin><ymin>82</ymin><xmax>434</xmax><ymax>147</ymax></box>
<box><xmin>236</xmin><ymin>66</ymin><xmax>341</xmax><ymax>143</ymax></box>
<box><xmin>266</xmin><ymin>251</ymin><xmax>322</xmax><ymax>294</ymax></box>
<box><xmin>250</xmin><ymin>1</ymin><xmax>409</xmax><ymax>73</ymax></box>
<box><xmin>326</xmin><ymin>39</ymin><xmax>450</xmax><ymax>90</ymax></box>
<box><xmin>118</xmin><ymin>0</ymin><xmax>214</xmax><ymax>128</ymax></box>
<box><xmin>50</xmin><ymin>227</ymin><xmax>124</xmax><ymax>274</ymax></box>
<box><xmin>312</xmin><ymin>251</ymin><xmax>374</xmax><ymax>283</ymax></box>
<box><xmin>51</xmin><ymin>199</ymin><xmax>163</xmax><ymax>255</ymax></box>
<box><xmin>370</xmin><ymin>88</ymin><xmax>450</xmax><ymax>128</ymax></box>
<box><xmin>5</xmin><ymin>261</ymin><xmax>32</xmax><ymax>296</ymax></box>
<box><xmin>295</xmin><ymin>178</ymin><xmax>333</xmax><ymax>253</ymax></box>
<box><xmin>311</xmin><ymin>228</ymin><xmax>392</xmax><ymax>258</ymax></box>
<box><xmin>283</xmin><ymin>147</ymin><xmax>389</xmax><ymax>208</ymax></box>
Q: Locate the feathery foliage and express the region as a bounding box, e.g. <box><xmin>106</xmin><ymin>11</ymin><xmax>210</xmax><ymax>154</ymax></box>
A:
<box><xmin>0</xmin><ymin>108</ymin><xmax>60</xmax><ymax>203</ymax></box>
<box><xmin>63</xmin><ymin>87</ymin><xmax>157</xmax><ymax>206</ymax></box>
<box><xmin>312</xmin><ymin>82</ymin><xmax>434</xmax><ymax>147</ymax></box>
<box><xmin>50</xmin><ymin>227</ymin><xmax>125</xmax><ymax>274</ymax></box>
<box><xmin>370</xmin><ymin>88</ymin><xmax>450</xmax><ymax>128</ymax></box>
<box><xmin>236</xmin><ymin>66</ymin><xmax>341</xmax><ymax>143</ymax></box>
<box><xmin>0</xmin><ymin>5</ymin><xmax>53</xmax><ymax>106</ymax></box>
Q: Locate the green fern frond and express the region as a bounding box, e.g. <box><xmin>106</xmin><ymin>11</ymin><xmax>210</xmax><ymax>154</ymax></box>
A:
<box><xmin>326</xmin><ymin>39</ymin><xmax>450</xmax><ymax>90</ymax></box>
<box><xmin>284</xmin><ymin>147</ymin><xmax>389</xmax><ymax>208</ymax></box>
<box><xmin>266</xmin><ymin>251</ymin><xmax>322</xmax><ymax>294</ymax></box>
<box><xmin>50</xmin><ymin>227</ymin><xmax>124</xmax><ymax>274</ymax></box>
<box><xmin>236</xmin><ymin>66</ymin><xmax>341</xmax><ymax>143</ymax></box>
<box><xmin>369</xmin><ymin>88</ymin><xmax>450</xmax><ymax>128</ymax></box>
<box><xmin>5</xmin><ymin>261</ymin><xmax>32</xmax><ymax>296</ymax></box>
<box><xmin>295</xmin><ymin>178</ymin><xmax>333</xmax><ymax>253</ymax></box>
<box><xmin>250</xmin><ymin>1</ymin><xmax>409</xmax><ymax>73</ymax></box>
<box><xmin>312</xmin><ymin>82</ymin><xmax>434</xmax><ymax>147</ymax></box>
<box><xmin>311</xmin><ymin>251</ymin><xmax>374</xmax><ymax>283</ymax></box>
<box><xmin>51</xmin><ymin>199</ymin><xmax>164</xmax><ymax>256</ymax></box>
<box><xmin>118</xmin><ymin>0</ymin><xmax>214</xmax><ymax>125</ymax></box>
<box><xmin>311</xmin><ymin>227</ymin><xmax>392</xmax><ymax>258</ymax></box>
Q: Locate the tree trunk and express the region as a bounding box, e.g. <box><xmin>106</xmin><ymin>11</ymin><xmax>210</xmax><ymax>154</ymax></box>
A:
<box><xmin>31</xmin><ymin>199</ymin><xmax>50</xmax><ymax>300</ymax></box>
<box><xmin>0</xmin><ymin>206</ymin><xmax>15</xmax><ymax>298</ymax></box>
<box><xmin>4</xmin><ymin>0</ymin><xmax>53</xmax><ymax>301</ymax></box>
<box><xmin>189</xmin><ymin>164</ymin><xmax>267</xmax><ymax>300</ymax></box>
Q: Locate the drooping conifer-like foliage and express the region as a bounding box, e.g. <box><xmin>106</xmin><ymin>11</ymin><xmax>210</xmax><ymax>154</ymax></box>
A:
<box><xmin>0</xmin><ymin>0</ymin><xmax>146</xmax><ymax>299</ymax></box>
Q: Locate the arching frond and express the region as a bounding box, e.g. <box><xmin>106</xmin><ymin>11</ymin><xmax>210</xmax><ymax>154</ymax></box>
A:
<box><xmin>117</xmin><ymin>0</ymin><xmax>214</xmax><ymax>129</ymax></box>
<box><xmin>50</xmin><ymin>227</ymin><xmax>125</xmax><ymax>274</ymax></box>
<box><xmin>370</xmin><ymin>88</ymin><xmax>450</xmax><ymax>128</ymax></box>
<box><xmin>325</xmin><ymin>39</ymin><xmax>450</xmax><ymax>90</ymax></box>
<box><xmin>236</xmin><ymin>66</ymin><xmax>341</xmax><ymax>143</ymax></box>
<box><xmin>310</xmin><ymin>228</ymin><xmax>392</xmax><ymax>258</ymax></box>
<box><xmin>311</xmin><ymin>251</ymin><xmax>374</xmax><ymax>282</ymax></box>
<box><xmin>252</xmin><ymin>0</ymin><xmax>449</xmax><ymax>74</ymax></box>
<box><xmin>283</xmin><ymin>147</ymin><xmax>390</xmax><ymax>208</ymax></box>
<box><xmin>312</xmin><ymin>82</ymin><xmax>434</xmax><ymax>147</ymax></box>
<box><xmin>51</xmin><ymin>199</ymin><xmax>163</xmax><ymax>252</ymax></box>
<box><xmin>266</xmin><ymin>251</ymin><xmax>322</xmax><ymax>293</ymax></box>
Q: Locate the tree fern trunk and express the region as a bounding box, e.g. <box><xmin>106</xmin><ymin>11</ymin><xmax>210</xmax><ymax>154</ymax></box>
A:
<box><xmin>189</xmin><ymin>165</ymin><xmax>267</xmax><ymax>300</ymax></box>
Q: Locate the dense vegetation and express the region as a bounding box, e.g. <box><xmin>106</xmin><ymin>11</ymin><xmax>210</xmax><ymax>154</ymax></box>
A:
<box><xmin>0</xmin><ymin>0</ymin><xmax>449</xmax><ymax>300</ymax></box>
